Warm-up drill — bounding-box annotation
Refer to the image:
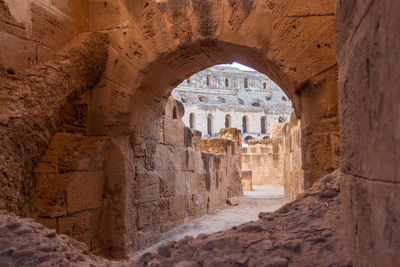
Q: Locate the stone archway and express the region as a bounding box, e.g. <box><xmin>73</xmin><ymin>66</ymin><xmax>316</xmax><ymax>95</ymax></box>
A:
<box><xmin>89</xmin><ymin>0</ymin><xmax>338</xmax><ymax>256</ymax></box>
<box><xmin>0</xmin><ymin>0</ymin><xmax>339</xmax><ymax>258</ymax></box>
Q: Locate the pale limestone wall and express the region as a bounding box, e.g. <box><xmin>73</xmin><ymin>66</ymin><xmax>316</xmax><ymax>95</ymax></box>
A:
<box><xmin>31</xmin><ymin>132</ymin><xmax>109</xmax><ymax>252</ymax></box>
<box><xmin>0</xmin><ymin>0</ymin><xmax>339</xmax><ymax>259</ymax></box>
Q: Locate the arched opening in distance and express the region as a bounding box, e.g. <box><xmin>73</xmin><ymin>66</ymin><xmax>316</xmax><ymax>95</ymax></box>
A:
<box><xmin>5</xmin><ymin>0</ymin><xmax>398</xmax><ymax>265</ymax></box>
<box><xmin>242</xmin><ymin>116</ymin><xmax>248</xmax><ymax>133</ymax></box>
<box><xmin>225</xmin><ymin>114</ymin><xmax>231</xmax><ymax>128</ymax></box>
<box><xmin>261</xmin><ymin>116</ymin><xmax>266</xmax><ymax>134</ymax></box>
<box><xmin>189</xmin><ymin>112</ymin><xmax>195</xmax><ymax>129</ymax></box>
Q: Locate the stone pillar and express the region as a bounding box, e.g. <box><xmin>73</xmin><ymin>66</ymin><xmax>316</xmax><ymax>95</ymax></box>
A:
<box><xmin>299</xmin><ymin>66</ymin><xmax>340</xmax><ymax>188</ymax></box>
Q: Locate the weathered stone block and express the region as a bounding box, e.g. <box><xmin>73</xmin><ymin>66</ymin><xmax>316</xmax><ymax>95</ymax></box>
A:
<box><xmin>137</xmin><ymin>171</ymin><xmax>159</xmax><ymax>189</ymax></box>
<box><xmin>59</xmin><ymin>135</ymin><xmax>108</xmax><ymax>173</ymax></box>
<box><xmin>164</xmin><ymin>119</ymin><xmax>184</xmax><ymax>147</ymax></box>
<box><xmin>138</xmin><ymin>225</ymin><xmax>160</xmax><ymax>250</ymax></box>
<box><xmin>89</xmin><ymin>0</ymin><xmax>123</xmax><ymax>31</ymax></box>
<box><xmin>34</xmin><ymin>173</ymin><xmax>67</xmax><ymax>218</ymax></box>
<box><xmin>57</xmin><ymin>211</ymin><xmax>95</xmax><ymax>247</ymax></box>
<box><xmin>30</xmin><ymin>2</ymin><xmax>75</xmax><ymax>49</ymax></box>
<box><xmin>139</xmin><ymin>184</ymin><xmax>159</xmax><ymax>203</ymax></box>
<box><xmin>65</xmin><ymin>172</ymin><xmax>104</xmax><ymax>214</ymax></box>
<box><xmin>200</xmin><ymin>139</ymin><xmax>228</xmax><ymax>154</ymax></box>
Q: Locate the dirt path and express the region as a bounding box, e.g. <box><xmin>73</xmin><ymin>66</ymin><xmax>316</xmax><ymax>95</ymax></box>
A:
<box><xmin>142</xmin><ymin>186</ymin><xmax>287</xmax><ymax>253</ymax></box>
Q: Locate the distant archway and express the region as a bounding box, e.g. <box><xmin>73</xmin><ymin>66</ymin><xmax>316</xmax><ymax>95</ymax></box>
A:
<box><xmin>242</xmin><ymin>116</ymin><xmax>248</xmax><ymax>133</ymax></box>
<box><xmin>225</xmin><ymin>114</ymin><xmax>231</xmax><ymax>128</ymax></box>
<box><xmin>261</xmin><ymin>116</ymin><xmax>266</xmax><ymax>134</ymax></box>
<box><xmin>244</xmin><ymin>136</ymin><xmax>254</xmax><ymax>143</ymax></box>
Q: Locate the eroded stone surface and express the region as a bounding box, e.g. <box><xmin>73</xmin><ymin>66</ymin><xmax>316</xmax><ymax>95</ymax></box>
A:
<box><xmin>0</xmin><ymin>32</ymin><xmax>110</xmax><ymax>214</ymax></box>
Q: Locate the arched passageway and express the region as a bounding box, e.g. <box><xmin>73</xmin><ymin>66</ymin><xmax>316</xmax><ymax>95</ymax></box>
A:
<box><xmin>261</xmin><ymin>116</ymin><xmax>266</xmax><ymax>134</ymax></box>
<box><xmin>0</xmin><ymin>0</ymin><xmax>339</xmax><ymax>258</ymax></box>
<box><xmin>89</xmin><ymin>0</ymin><xmax>338</xmax><ymax>253</ymax></box>
<box><xmin>0</xmin><ymin>0</ymin><xmax>399</xmax><ymax>265</ymax></box>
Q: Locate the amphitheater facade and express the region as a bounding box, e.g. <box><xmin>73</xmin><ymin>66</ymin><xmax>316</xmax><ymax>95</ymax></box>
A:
<box><xmin>171</xmin><ymin>65</ymin><xmax>293</xmax><ymax>143</ymax></box>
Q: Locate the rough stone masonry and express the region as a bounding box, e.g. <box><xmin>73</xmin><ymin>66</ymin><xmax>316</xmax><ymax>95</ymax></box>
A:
<box><xmin>0</xmin><ymin>0</ymin><xmax>398</xmax><ymax>265</ymax></box>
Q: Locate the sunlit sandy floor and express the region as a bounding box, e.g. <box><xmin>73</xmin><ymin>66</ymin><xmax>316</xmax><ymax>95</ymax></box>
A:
<box><xmin>142</xmin><ymin>186</ymin><xmax>286</xmax><ymax>253</ymax></box>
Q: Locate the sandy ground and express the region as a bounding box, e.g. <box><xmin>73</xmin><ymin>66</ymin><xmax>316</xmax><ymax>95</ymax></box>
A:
<box><xmin>142</xmin><ymin>186</ymin><xmax>286</xmax><ymax>253</ymax></box>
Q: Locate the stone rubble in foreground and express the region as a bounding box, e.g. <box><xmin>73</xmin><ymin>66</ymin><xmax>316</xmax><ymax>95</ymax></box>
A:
<box><xmin>0</xmin><ymin>170</ymin><xmax>351</xmax><ymax>267</ymax></box>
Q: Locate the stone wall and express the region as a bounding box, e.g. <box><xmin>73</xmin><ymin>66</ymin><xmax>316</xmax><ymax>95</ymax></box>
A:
<box><xmin>241</xmin><ymin>113</ymin><xmax>303</xmax><ymax>200</ymax></box>
<box><xmin>30</xmin><ymin>97</ymin><xmax>243</xmax><ymax>255</ymax></box>
<box><xmin>0</xmin><ymin>0</ymin><xmax>339</xmax><ymax>259</ymax></box>
<box><xmin>241</xmin><ymin>170</ymin><xmax>253</xmax><ymax>191</ymax></box>
<box><xmin>0</xmin><ymin>0</ymin><xmax>88</xmax><ymax>77</ymax></box>
<box><xmin>157</xmin><ymin>99</ymin><xmax>243</xmax><ymax>236</ymax></box>
<box><xmin>282</xmin><ymin>113</ymin><xmax>304</xmax><ymax>202</ymax></box>
<box><xmin>241</xmin><ymin>139</ymin><xmax>284</xmax><ymax>186</ymax></box>
<box><xmin>336</xmin><ymin>0</ymin><xmax>400</xmax><ymax>265</ymax></box>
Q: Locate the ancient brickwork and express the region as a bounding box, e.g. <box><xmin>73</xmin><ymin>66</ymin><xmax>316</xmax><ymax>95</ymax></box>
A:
<box><xmin>336</xmin><ymin>0</ymin><xmax>400</xmax><ymax>265</ymax></box>
<box><xmin>30</xmin><ymin>132</ymin><xmax>109</xmax><ymax>252</ymax></box>
<box><xmin>159</xmin><ymin>99</ymin><xmax>243</xmax><ymax>234</ymax></box>
<box><xmin>30</xmin><ymin>97</ymin><xmax>243</xmax><ymax>255</ymax></box>
<box><xmin>171</xmin><ymin>65</ymin><xmax>293</xmax><ymax>142</ymax></box>
<box><xmin>0</xmin><ymin>0</ymin><xmax>88</xmax><ymax>77</ymax></box>
<box><xmin>0</xmin><ymin>0</ymin><xmax>340</xmax><ymax>259</ymax></box>
<box><xmin>242</xmin><ymin>139</ymin><xmax>283</xmax><ymax>186</ymax></box>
